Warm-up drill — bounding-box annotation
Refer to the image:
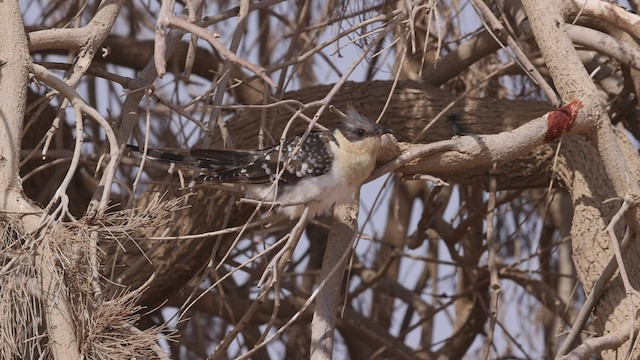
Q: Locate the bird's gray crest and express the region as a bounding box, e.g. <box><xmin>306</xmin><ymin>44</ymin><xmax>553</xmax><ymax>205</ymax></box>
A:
<box><xmin>339</xmin><ymin>106</ymin><xmax>391</xmax><ymax>141</ymax></box>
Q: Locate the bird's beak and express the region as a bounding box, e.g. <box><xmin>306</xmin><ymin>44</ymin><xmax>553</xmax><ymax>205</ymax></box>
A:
<box><xmin>378</xmin><ymin>126</ymin><xmax>393</xmax><ymax>135</ymax></box>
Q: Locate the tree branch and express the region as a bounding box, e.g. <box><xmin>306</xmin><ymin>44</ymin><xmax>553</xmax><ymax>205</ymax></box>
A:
<box><xmin>310</xmin><ymin>192</ymin><xmax>359</xmax><ymax>360</ymax></box>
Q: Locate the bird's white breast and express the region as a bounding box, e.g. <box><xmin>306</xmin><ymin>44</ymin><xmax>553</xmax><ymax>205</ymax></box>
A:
<box><xmin>245</xmin><ymin>164</ymin><xmax>353</xmax><ymax>218</ymax></box>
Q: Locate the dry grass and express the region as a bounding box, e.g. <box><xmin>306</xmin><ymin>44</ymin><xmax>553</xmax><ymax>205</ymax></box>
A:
<box><xmin>84</xmin><ymin>290</ymin><xmax>168</xmax><ymax>360</ymax></box>
<box><xmin>0</xmin><ymin>218</ymin><xmax>43</xmax><ymax>359</ymax></box>
<box><xmin>0</xmin><ymin>194</ymin><xmax>184</xmax><ymax>359</ymax></box>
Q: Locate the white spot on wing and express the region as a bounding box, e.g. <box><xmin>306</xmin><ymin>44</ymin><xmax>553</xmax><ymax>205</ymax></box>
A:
<box><xmin>261</xmin><ymin>163</ymin><xmax>272</xmax><ymax>175</ymax></box>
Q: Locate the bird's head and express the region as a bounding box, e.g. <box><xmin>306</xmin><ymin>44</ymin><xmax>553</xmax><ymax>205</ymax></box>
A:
<box><xmin>333</xmin><ymin>107</ymin><xmax>394</xmax><ymax>159</ymax></box>
<box><xmin>337</xmin><ymin>107</ymin><xmax>393</xmax><ymax>141</ymax></box>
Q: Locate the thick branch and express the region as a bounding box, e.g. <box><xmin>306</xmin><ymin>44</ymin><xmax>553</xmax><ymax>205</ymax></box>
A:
<box><xmin>522</xmin><ymin>0</ymin><xmax>640</xmax><ymax>198</ymax></box>
<box><xmin>422</xmin><ymin>30</ymin><xmax>500</xmax><ymax>86</ymax></box>
<box><xmin>371</xmin><ymin>100</ymin><xmax>583</xmax><ymax>183</ymax></box>
<box><xmin>0</xmin><ymin>0</ymin><xmax>30</xmax><ymax>193</ymax></box>
<box><xmin>0</xmin><ymin>2</ymin><xmax>82</xmax><ymax>359</ymax></box>
<box><xmin>567</xmin><ymin>24</ymin><xmax>640</xmax><ymax>72</ymax></box>
<box><xmin>310</xmin><ymin>193</ymin><xmax>359</xmax><ymax>360</ymax></box>
<box><xmin>522</xmin><ymin>2</ymin><xmax>640</xmax><ymax>358</ymax></box>
<box><xmin>27</xmin><ymin>0</ymin><xmax>125</xmax><ymax>52</ymax></box>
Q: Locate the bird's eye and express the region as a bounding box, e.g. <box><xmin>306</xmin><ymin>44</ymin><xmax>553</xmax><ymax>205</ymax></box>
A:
<box><xmin>355</xmin><ymin>128</ymin><xmax>366</xmax><ymax>137</ymax></box>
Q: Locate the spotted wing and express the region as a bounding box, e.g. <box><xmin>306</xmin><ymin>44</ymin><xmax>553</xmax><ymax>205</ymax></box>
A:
<box><xmin>190</xmin><ymin>131</ymin><xmax>336</xmax><ymax>184</ymax></box>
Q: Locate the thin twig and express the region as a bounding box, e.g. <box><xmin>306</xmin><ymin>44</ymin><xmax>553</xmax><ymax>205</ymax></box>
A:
<box><xmin>560</xmin><ymin>322</ymin><xmax>638</xmax><ymax>360</ymax></box>
<box><xmin>469</xmin><ymin>0</ymin><xmax>560</xmax><ymax>105</ymax></box>
<box><xmin>166</xmin><ymin>16</ymin><xmax>276</xmax><ymax>88</ymax></box>
<box><xmin>555</xmin><ymin>228</ymin><xmax>635</xmax><ymax>357</ymax></box>
<box><xmin>481</xmin><ymin>166</ymin><xmax>500</xmax><ymax>360</ymax></box>
<box><xmin>210</xmin><ymin>209</ymin><xmax>309</xmax><ymax>359</ymax></box>
<box><xmin>31</xmin><ymin>64</ymin><xmax>121</xmax><ymax>217</ymax></box>
<box><xmin>605</xmin><ymin>197</ymin><xmax>639</xmax><ymax>297</ymax></box>
<box><xmin>233</xmin><ymin>215</ymin><xmax>359</xmax><ymax>360</ymax></box>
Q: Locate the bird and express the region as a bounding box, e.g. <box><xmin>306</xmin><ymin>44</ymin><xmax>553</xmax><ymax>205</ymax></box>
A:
<box><xmin>128</xmin><ymin>107</ymin><xmax>393</xmax><ymax>218</ymax></box>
